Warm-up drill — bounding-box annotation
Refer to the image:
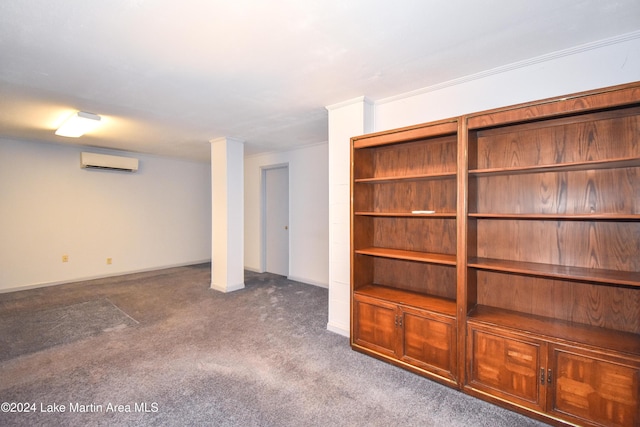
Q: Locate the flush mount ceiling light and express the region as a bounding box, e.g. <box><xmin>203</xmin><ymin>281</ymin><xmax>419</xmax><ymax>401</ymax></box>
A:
<box><xmin>55</xmin><ymin>111</ymin><xmax>102</xmax><ymax>137</ymax></box>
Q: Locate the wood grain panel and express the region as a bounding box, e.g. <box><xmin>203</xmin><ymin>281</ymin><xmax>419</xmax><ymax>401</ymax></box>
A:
<box><xmin>352</xmin><ymin>147</ymin><xmax>374</xmax><ymax>180</ymax></box>
<box><xmin>369</xmin><ymin>135</ymin><xmax>457</xmax><ymax>177</ymax></box>
<box><xmin>352</xmin><ymin>215</ymin><xmax>373</xmax><ymax>250</ymax></box>
<box><xmin>468</xmin><ymin>327</ymin><xmax>545</xmax><ymax>410</ymax></box>
<box><xmin>356</xmin><ymin>179</ymin><xmax>457</xmax><ymax>213</ymax></box>
<box><xmin>353</xmin><ymin>295</ymin><xmax>398</xmax><ymax>356</ymax></box>
<box><xmin>384</xmin><ymin>179</ymin><xmax>455</xmax><ymax>213</ymax></box>
<box><xmin>402</xmin><ymin>308</ymin><xmax>456</xmax><ymax>378</ymax></box>
<box><xmin>352</xmin><ymin>254</ymin><xmax>374</xmax><ymax>290</ymax></box>
<box><xmin>476</xmin><ymin>220</ymin><xmax>640</xmax><ymax>272</ymax></box>
<box><xmin>475</xmin><ymin>270</ymin><xmax>640</xmax><ymax>334</ymax></box>
<box><xmin>353</xmin><ymin>120</ymin><xmax>457</xmax><ymax>149</ymax></box>
<box><xmin>372</xmin><ymin>217</ymin><xmax>456</xmax><ymax>254</ymax></box>
<box><xmin>469</xmin><ymin>306</ymin><xmax>640</xmax><ymax>356</ymax></box>
<box><xmin>352</xmin><ymin>182</ymin><xmax>374</xmax><ymax>212</ymax></box>
<box><xmin>355</xmin><ymin>247</ymin><xmax>456</xmax><ymax>265</ymax></box>
<box><xmin>473</xmin><ymin>167</ymin><xmax>640</xmax><ymax>215</ymax></box>
<box><xmin>551</xmin><ymin>348</ymin><xmax>640</xmax><ymax>427</ymax></box>
<box><xmin>471</xmin><ymin>107</ymin><xmax>640</xmax><ymax>171</ymax></box>
<box><xmin>372</xmin><ymin>257</ymin><xmax>456</xmax><ymax>299</ymax></box>
<box><xmin>355</xmin><ymin>285</ymin><xmax>456</xmax><ymax>316</ymax></box>
<box><xmin>467</xmin><ymin>84</ymin><xmax>640</xmax><ymax>130</ymax></box>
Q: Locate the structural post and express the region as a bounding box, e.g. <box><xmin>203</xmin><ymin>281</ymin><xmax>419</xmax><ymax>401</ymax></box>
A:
<box><xmin>210</xmin><ymin>137</ymin><xmax>245</xmax><ymax>292</ymax></box>
<box><xmin>325</xmin><ymin>97</ymin><xmax>373</xmax><ymax>336</ymax></box>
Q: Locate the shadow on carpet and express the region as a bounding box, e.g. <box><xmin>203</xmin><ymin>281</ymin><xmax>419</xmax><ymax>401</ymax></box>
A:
<box><xmin>0</xmin><ymin>298</ymin><xmax>138</xmax><ymax>361</ymax></box>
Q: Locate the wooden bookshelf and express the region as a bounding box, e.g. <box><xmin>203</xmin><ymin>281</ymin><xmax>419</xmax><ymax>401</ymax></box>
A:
<box><xmin>351</xmin><ymin>82</ymin><xmax>640</xmax><ymax>427</ymax></box>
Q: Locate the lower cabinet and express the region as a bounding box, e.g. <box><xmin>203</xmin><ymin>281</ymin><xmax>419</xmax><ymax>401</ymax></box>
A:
<box><xmin>466</xmin><ymin>325</ymin><xmax>547</xmax><ymax>412</ymax></box>
<box><xmin>550</xmin><ymin>346</ymin><xmax>640</xmax><ymax>427</ymax></box>
<box><xmin>467</xmin><ymin>323</ymin><xmax>640</xmax><ymax>427</ymax></box>
<box><xmin>353</xmin><ymin>293</ymin><xmax>457</xmax><ymax>384</ymax></box>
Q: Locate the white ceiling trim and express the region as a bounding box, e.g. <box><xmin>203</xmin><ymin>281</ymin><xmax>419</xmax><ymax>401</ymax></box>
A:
<box><xmin>376</xmin><ymin>29</ymin><xmax>640</xmax><ymax>106</ymax></box>
<box><xmin>325</xmin><ymin>96</ymin><xmax>374</xmax><ymax>112</ymax></box>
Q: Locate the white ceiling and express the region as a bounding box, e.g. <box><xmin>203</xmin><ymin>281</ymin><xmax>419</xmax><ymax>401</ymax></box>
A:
<box><xmin>1</xmin><ymin>0</ymin><xmax>639</xmax><ymax>162</ymax></box>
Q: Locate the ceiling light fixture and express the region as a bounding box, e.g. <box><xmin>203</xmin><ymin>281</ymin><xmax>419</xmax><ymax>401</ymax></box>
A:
<box><xmin>55</xmin><ymin>111</ymin><xmax>102</xmax><ymax>137</ymax></box>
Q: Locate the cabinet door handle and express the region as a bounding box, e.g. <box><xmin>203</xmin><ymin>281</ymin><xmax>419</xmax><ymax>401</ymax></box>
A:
<box><xmin>394</xmin><ymin>315</ymin><xmax>403</xmax><ymax>328</ymax></box>
<box><xmin>547</xmin><ymin>368</ymin><xmax>552</xmax><ymax>384</ymax></box>
<box><xmin>540</xmin><ymin>368</ymin><xmax>545</xmax><ymax>385</ymax></box>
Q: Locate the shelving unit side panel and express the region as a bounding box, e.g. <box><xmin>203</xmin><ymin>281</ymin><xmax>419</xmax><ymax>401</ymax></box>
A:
<box><xmin>352</xmin><ymin>182</ymin><xmax>374</xmax><ymax>212</ymax></box>
<box><xmin>352</xmin><ymin>147</ymin><xmax>374</xmax><ymax>181</ymax></box>
<box><xmin>476</xmin><ymin>220</ymin><xmax>640</xmax><ymax>272</ymax></box>
<box><xmin>352</xmin><ymin>254</ymin><xmax>374</xmax><ymax>291</ymax></box>
<box><xmin>352</xmin><ymin>216</ymin><xmax>374</xmax><ymax>250</ymax></box>
<box><xmin>475</xmin><ymin>270</ymin><xmax>640</xmax><ymax>334</ymax></box>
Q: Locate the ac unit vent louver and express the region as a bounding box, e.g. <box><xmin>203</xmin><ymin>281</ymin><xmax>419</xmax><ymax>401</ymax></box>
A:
<box><xmin>80</xmin><ymin>152</ymin><xmax>139</xmax><ymax>172</ymax></box>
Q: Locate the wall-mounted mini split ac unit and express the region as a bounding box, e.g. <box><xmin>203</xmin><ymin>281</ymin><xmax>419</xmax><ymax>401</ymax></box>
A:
<box><xmin>80</xmin><ymin>152</ymin><xmax>139</xmax><ymax>172</ymax></box>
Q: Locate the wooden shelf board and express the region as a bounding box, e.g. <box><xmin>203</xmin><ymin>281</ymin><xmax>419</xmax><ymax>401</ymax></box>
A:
<box><xmin>355</xmin><ymin>284</ymin><xmax>457</xmax><ymax>317</ymax></box>
<box><xmin>354</xmin><ymin>172</ymin><xmax>456</xmax><ymax>183</ymax></box>
<box><xmin>469</xmin><ymin>213</ymin><xmax>640</xmax><ymax>221</ymax></box>
<box><xmin>469</xmin><ymin>157</ymin><xmax>640</xmax><ymax>177</ymax></box>
<box><xmin>468</xmin><ymin>305</ymin><xmax>640</xmax><ymax>358</ymax></box>
<box><xmin>355</xmin><ymin>211</ymin><xmax>456</xmax><ymax>218</ymax></box>
<box><xmin>356</xmin><ymin>247</ymin><xmax>457</xmax><ymax>265</ymax></box>
<box><xmin>468</xmin><ymin>257</ymin><xmax>640</xmax><ymax>287</ymax></box>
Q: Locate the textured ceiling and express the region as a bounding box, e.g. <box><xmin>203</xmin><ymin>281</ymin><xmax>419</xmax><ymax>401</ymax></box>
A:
<box><xmin>1</xmin><ymin>0</ymin><xmax>639</xmax><ymax>161</ymax></box>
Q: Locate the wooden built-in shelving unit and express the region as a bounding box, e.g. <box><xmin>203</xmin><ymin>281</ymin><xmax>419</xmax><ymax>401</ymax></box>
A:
<box><xmin>351</xmin><ymin>82</ymin><xmax>640</xmax><ymax>427</ymax></box>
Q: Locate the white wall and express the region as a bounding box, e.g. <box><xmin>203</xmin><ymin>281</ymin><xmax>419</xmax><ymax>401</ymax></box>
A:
<box><xmin>376</xmin><ymin>32</ymin><xmax>640</xmax><ymax>130</ymax></box>
<box><xmin>327</xmin><ymin>31</ymin><xmax>640</xmax><ymax>337</ymax></box>
<box><xmin>244</xmin><ymin>142</ymin><xmax>329</xmax><ymax>288</ymax></box>
<box><xmin>0</xmin><ymin>138</ymin><xmax>211</xmax><ymax>292</ymax></box>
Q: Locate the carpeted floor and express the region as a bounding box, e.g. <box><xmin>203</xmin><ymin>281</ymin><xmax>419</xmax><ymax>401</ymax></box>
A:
<box><xmin>0</xmin><ymin>264</ymin><xmax>549</xmax><ymax>426</ymax></box>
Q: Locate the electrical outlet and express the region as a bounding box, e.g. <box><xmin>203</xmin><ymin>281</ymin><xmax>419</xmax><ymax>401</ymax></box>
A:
<box><xmin>106</xmin><ymin>257</ymin><xmax>112</xmax><ymax>265</ymax></box>
<box><xmin>62</xmin><ymin>255</ymin><xmax>69</xmax><ymax>263</ymax></box>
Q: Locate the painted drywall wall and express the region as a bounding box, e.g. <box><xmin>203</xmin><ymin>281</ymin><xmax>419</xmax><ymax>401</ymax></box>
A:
<box><xmin>244</xmin><ymin>142</ymin><xmax>329</xmax><ymax>288</ymax></box>
<box><xmin>0</xmin><ymin>138</ymin><xmax>211</xmax><ymax>292</ymax></box>
<box><xmin>327</xmin><ymin>32</ymin><xmax>640</xmax><ymax>337</ymax></box>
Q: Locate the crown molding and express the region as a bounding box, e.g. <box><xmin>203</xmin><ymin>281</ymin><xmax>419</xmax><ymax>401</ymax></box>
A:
<box><xmin>377</xmin><ymin>30</ymin><xmax>640</xmax><ymax>106</ymax></box>
<box><xmin>325</xmin><ymin>96</ymin><xmax>374</xmax><ymax>111</ymax></box>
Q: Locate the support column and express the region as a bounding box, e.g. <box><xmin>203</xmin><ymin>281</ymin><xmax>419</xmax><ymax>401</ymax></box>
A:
<box><xmin>325</xmin><ymin>97</ymin><xmax>374</xmax><ymax>336</ymax></box>
<box><xmin>210</xmin><ymin>137</ymin><xmax>245</xmax><ymax>293</ymax></box>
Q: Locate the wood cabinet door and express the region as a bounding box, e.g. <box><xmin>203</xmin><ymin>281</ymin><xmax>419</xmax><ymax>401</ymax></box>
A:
<box><xmin>467</xmin><ymin>325</ymin><xmax>547</xmax><ymax>412</ymax></box>
<box><xmin>549</xmin><ymin>345</ymin><xmax>640</xmax><ymax>427</ymax></box>
<box><xmin>400</xmin><ymin>307</ymin><xmax>457</xmax><ymax>381</ymax></box>
<box><xmin>352</xmin><ymin>294</ymin><xmax>399</xmax><ymax>358</ymax></box>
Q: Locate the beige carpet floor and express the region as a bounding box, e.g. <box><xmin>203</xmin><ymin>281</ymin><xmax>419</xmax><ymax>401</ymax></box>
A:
<box><xmin>0</xmin><ymin>264</ymin><xmax>548</xmax><ymax>426</ymax></box>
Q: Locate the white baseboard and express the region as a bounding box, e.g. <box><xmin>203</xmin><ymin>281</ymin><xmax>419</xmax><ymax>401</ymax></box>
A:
<box><xmin>210</xmin><ymin>281</ymin><xmax>245</xmax><ymax>293</ymax></box>
<box><xmin>327</xmin><ymin>321</ymin><xmax>349</xmax><ymax>337</ymax></box>
<box><xmin>287</xmin><ymin>275</ymin><xmax>328</xmax><ymax>289</ymax></box>
<box><xmin>0</xmin><ymin>259</ymin><xmax>212</xmax><ymax>294</ymax></box>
